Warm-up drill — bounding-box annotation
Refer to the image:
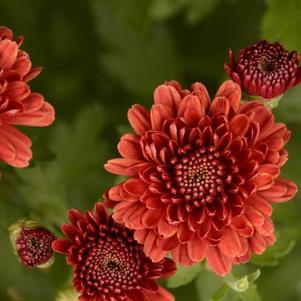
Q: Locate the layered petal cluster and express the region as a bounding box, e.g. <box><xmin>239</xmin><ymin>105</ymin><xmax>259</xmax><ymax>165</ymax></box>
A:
<box><xmin>224</xmin><ymin>40</ymin><xmax>301</xmax><ymax>100</ymax></box>
<box><xmin>0</xmin><ymin>26</ymin><xmax>55</xmax><ymax>169</ymax></box>
<box><xmin>9</xmin><ymin>220</ymin><xmax>56</xmax><ymax>268</ymax></box>
<box><xmin>52</xmin><ymin>203</ymin><xmax>176</xmax><ymax>301</ymax></box>
<box><xmin>105</xmin><ymin>80</ymin><xmax>298</xmax><ymax>276</ymax></box>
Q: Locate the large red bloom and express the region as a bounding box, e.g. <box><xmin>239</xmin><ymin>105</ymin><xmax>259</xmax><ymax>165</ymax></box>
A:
<box><xmin>0</xmin><ymin>26</ymin><xmax>55</xmax><ymax>169</ymax></box>
<box><xmin>104</xmin><ymin>80</ymin><xmax>298</xmax><ymax>276</ymax></box>
<box><xmin>52</xmin><ymin>203</ymin><xmax>176</xmax><ymax>301</ymax></box>
<box><xmin>225</xmin><ymin>40</ymin><xmax>301</xmax><ymax>100</ymax></box>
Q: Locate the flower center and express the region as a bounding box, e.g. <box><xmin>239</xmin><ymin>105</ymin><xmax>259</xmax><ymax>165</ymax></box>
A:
<box><xmin>260</xmin><ymin>57</ymin><xmax>277</xmax><ymax>72</ymax></box>
<box><xmin>17</xmin><ymin>228</ymin><xmax>55</xmax><ymax>267</ymax></box>
<box><xmin>81</xmin><ymin>237</ymin><xmax>144</xmax><ymax>294</ymax></box>
<box><xmin>167</xmin><ymin>146</ymin><xmax>230</xmax><ymax>209</ymax></box>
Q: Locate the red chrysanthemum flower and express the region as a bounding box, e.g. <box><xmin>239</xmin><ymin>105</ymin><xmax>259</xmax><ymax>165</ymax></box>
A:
<box><xmin>52</xmin><ymin>203</ymin><xmax>176</xmax><ymax>301</ymax></box>
<box><xmin>104</xmin><ymin>80</ymin><xmax>298</xmax><ymax>276</ymax></box>
<box><xmin>9</xmin><ymin>220</ymin><xmax>56</xmax><ymax>268</ymax></box>
<box><xmin>0</xmin><ymin>26</ymin><xmax>55</xmax><ymax>169</ymax></box>
<box><xmin>224</xmin><ymin>40</ymin><xmax>301</xmax><ymax>100</ymax></box>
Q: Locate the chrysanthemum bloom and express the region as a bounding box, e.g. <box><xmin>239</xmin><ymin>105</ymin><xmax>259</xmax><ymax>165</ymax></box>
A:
<box><xmin>224</xmin><ymin>40</ymin><xmax>301</xmax><ymax>100</ymax></box>
<box><xmin>104</xmin><ymin>80</ymin><xmax>298</xmax><ymax>276</ymax></box>
<box><xmin>0</xmin><ymin>26</ymin><xmax>55</xmax><ymax>168</ymax></box>
<box><xmin>9</xmin><ymin>220</ymin><xmax>56</xmax><ymax>268</ymax></box>
<box><xmin>52</xmin><ymin>203</ymin><xmax>176</xmax><ymax>301</ymax></box>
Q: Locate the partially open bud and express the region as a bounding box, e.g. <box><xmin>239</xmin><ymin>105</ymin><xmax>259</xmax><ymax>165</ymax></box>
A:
<box><xmin>225</xmin><ymin>40</ymin><xmax>301</xmax><ymax>107</ymax></box>
<box><xmin>9</xmin><ymin>219</ymin><xmax>56</xmax><ymax>268</ymax></box>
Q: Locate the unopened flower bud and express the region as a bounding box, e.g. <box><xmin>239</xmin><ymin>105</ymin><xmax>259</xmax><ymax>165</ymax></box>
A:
<box><xmin>9</xmin><ymin>219</ymin><xmax>56</xmax><ymax>268</ymax></box>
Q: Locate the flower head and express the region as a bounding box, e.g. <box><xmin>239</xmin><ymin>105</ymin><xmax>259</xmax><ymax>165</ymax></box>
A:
<box><xmin>104</xmin><ymin>80</ymin><xmax>297</xmax><ymax>276</ymax></box>
<box><xmin>52</xmin><ymin>203</ymin><xmax>176</xmax><ymax>301</ymax></box>
<box><xmin>224</xmin><ymin>40</ymin><xmax>301</xmax><ymax>100</ymax></box>
<box><xmin>9</xmin><ymin>220</ymin><xmax>56</xmax><ymax>268</ymax></box>
<box><xmin>0</xmin><ymin>26</ymin><xmax>55</xmax><ymax>169</ymax></box>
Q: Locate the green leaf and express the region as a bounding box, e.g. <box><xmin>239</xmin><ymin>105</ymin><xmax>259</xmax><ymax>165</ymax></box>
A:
<box><xmin>274</xmin><ymin>85</ymin><xmax>301</xmax><ymax>124</ymax></box>
<box><xmin>185</xmin><ymin>0</ymin><xmax>220</xmax><ymax>24</ymax></box>
<box><xmin>195</xmin><ymin>270</ymin><xmax>224</xmax><ymax>301</ymax></box>
<box><xmin>149</xmin><ymin>0</ymin><xmax>220</xmax><ymax>24</ymax></box>
<box><xmin>262</xmin><ymin>0</ymin><xmax>301</xmax><ymax>51</ymax></box>
<box><xmin>16</xmin><ymin>163</ymin><xmax>67</xmax><ymax>229</ymax></box>
<box><xmin>149</xmin><ymin>0</ymin><xmax>186</xmax><ymax>20</ymax></box>
<box><xmin>234</xmin><ymin>283</ymin><xmax>262</xmax><ymax>301</ymax></box>
<box><xmin>167</xmin><ymin>263</ymin><xmax>201</xmax><ymax>288</ymax></box>
<box><xmin>252</xmin><ymin>239</ymin><xmax>295</xmax><ymax>267</ymax></box>
<box><xmin>246</xmin><ymin>269</ymin><xmax>261</xmax><ymax>283</ymax></box>
<box><xmin>93</xmin><ymin>0</ymin><xmax>181</xmax><ymax>97</ymax></box>
<box><xmin>224</xmin><ymin>274</ymin><xmax>249</xmax><ymax>292</ymax></box>
<box><xmin>220</xmin><ymin>270</ymin><xmax>262</xmax><ymax>301</ymax></box>
<box><xmin>211</xmin><ymin>283</ymin><xmax>229</xmax><ymax>301</ymax></box>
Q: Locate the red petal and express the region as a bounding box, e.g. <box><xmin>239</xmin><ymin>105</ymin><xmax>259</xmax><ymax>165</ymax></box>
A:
<box><xmin>215</xmin><ymin>80</ymin><xmax>241</xmax><ymax>112</ymax></box>
<box><xmin>250</xmin><ymin>231</ymin><xmax>266</xmax><ymax>254</ymax></box>
<box><xmin>259</xmin><ymin>178</ymin><xmax>297</xmax><ymax>202</ymax></box>
<box><xmin>142</xmin><ymin>209</ymin><xmax>162</xmax><ymax>228</ymax></box>
<box><xmin>209</xmin><ymin>96</ymin><xmax>230</xmax><ymax>116</ymax></box>
<box><xmin>158</xmin><ymin>215</ymin><xmax>178</xmax><ymax>238</ymax></box>
<box><xmin>144</xmin><ymin>231</ymin><xmax>166</xmax><ymax>262</ymax></box>
<box><xmin>4</xmin><ymin>81</ymin><xmax>30</xmax><ymax>101</ymax></box>
<box><xmin>117</xmin><ymin>133</ymin><xmax>143</xmax><ymax>159</ymax></box>
<box><xmin>123</xmin><ymin>178</ymin><xmax>147</xmax><ymax>198</ymax></box>
<box><xmin>128</xmin><ymin>104</ymin><xmax>151</xmax><ymax>135</ymax></box>
<box><xmin>0</xmin><ymin>39</ymin><xmax>18</xmax><ymax>69</ymax></box>
<box><xmin>23</xmin><ymin>66</ymin><xmax>43</xmax><ymax>82</ymax></box>
<box><xmin>245</xmin><ymin>205</ymin><xmax>265</xmax><ymax>227</ymax></box>
<box><xmin>154</xmin><ymin>84</ymin><xmax>181</xmax><ymax>111</ymax></box>
<box><xmin>104</xmin><ymin>158</ymin><xmax>144</xmax><ymax>176</ymax></box>
<box><xmin>94</xmin><ymin>203</ymin><xmax>108</xmax><ymax>224</ymax></box>
<box><xmin>187</xmin><ymin>238</ymin><xmax>207</xmax><ymax>262</ymax></box>
<box><xmin>142</xmin><ymin>287</ymin><xmax>175</xmax><ymax>301</ymax></box>
<box><xmin>246</xmin><ymin>194</ymin><xmax>272</xmax><ymax>216</ymax></box>
<box><xmin>0</xmin><ymin>125</ymin><xmax>32</xmax><ymax>167</ymax></box>
<box><xmin>219</xmin><ymin>227</ymin><xmax>241</xmax><ymax>258</ymax></box>
<box><xmin>172</xmin><ymin>244</ymin><xmax>193</xmax><ymax>266</ymax></box>
<box><xmin>157</xmin><ymin>235</ymin><xmax>179</xmax><ymax>251</ymax></box>
<box><xmin>161</xmin><ymin>258</ymin><xmax>177</xmax><ymax>278</ymax></box>
<box><xmin>232</xmin><ymin>215</ymin><xmax>254</xmax><ymax>237</ymax></box>
<box><xmin>230</xmin><ymin>114</ymin><xmax>250</xmax><ymax>136</ymax></box>
<box><xmin>177</xmin><ymin>95</ymin><xmax>206</xmax><ymax>126</ymax></box>
<box><xmin>177</xmin><ymin>222</ymin><xmax>194</xmax><ymax>243</ymax></box>
<box><xmin>106</xmin><ymin>184</ymin><xmax>123</xmax><ymax>202</ymax></box>
<box><xmin>52</xmin><ymin>239</ymin><xmax>72</xmax><ymax>255</ymax></box>
<box><xmin>206</xmin><ymin>246</ymin><xmax>232</xmax><ymax>276</ymax></box>
<box><xmin>150</xmin><ymin>104</ymin><xmax>174</xmax><ymax>130</ymax></box>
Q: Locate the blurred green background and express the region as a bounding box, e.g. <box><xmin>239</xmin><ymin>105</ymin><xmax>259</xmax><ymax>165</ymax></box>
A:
<box><xmin>0</xmin><ymin>0</ymin><xmax>300</xmax><ymax>300</ymax></box>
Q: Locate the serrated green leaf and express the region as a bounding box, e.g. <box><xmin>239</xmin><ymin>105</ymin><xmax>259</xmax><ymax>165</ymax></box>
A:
<box><xmin>167</xmin><ymin>263</ymin><xmax>201</xmax><ymax>288</ymax></box>
<box><xmin>262</xmin><ymin>0</ymin><xmax>301</xmax><ymax>51</ymax></box>
<box><xmin>93</xmin><ymin>0</ymin><xmax>181</xmax><ymax>97</ymax></box>
<box><xmin>16</xmin><ymin>163</ymin><xmax>67</xmax><ymax>228</ymax></box>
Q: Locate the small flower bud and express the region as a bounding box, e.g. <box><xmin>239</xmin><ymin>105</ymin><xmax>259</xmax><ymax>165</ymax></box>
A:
<box><xmin>225</xmin><ymin>40</ymin><xmax>301</xmax><ymax>103</ymax></box>
<box><xmin>9</xmin><ymin>219</ymin><xmax>56</xmax><ymax>268</ymax></box>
